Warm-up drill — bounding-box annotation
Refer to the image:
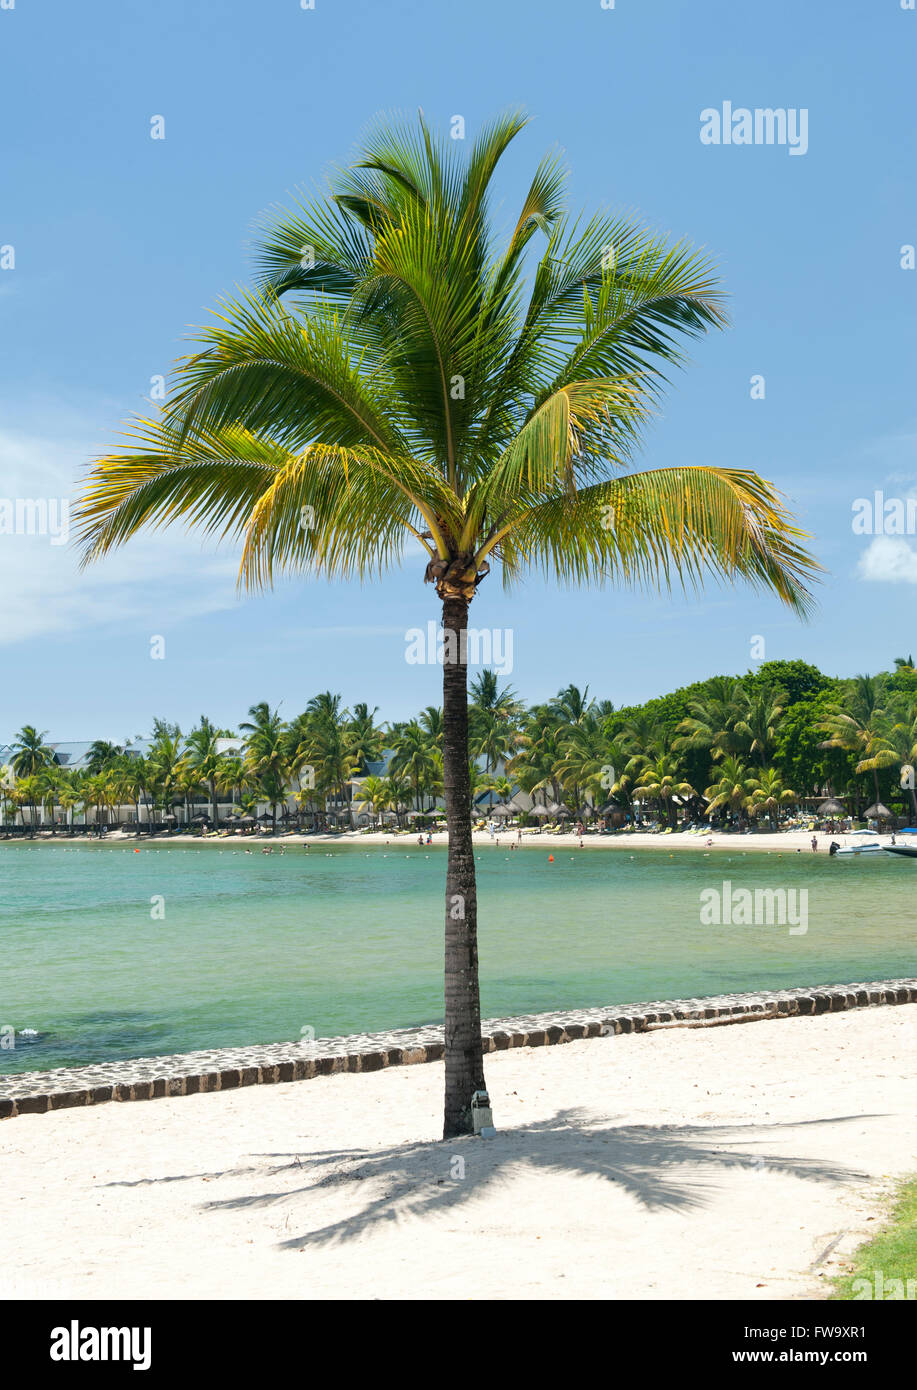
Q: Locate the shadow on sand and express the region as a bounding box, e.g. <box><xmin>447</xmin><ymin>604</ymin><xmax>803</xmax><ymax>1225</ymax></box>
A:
<box><xmin>104</xmin><ymin>1107</ymin><xmax>877</xmax><ymax>1250</ymax></box>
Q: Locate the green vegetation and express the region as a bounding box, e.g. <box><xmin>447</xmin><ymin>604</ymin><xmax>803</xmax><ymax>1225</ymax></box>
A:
<box><xmin>5</xmin><ymin>658</ymin><xmax>916</xmax><ymax>837</ymax></box>
<box><xmin>830</xmin><ymin>1176</ymin><xmax>917</xmax><ymax>1300</ymax></box>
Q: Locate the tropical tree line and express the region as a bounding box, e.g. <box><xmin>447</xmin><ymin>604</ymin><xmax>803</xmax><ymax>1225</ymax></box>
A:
<box><xmin>5</xmin><ymin>658</ymin><xmax>917</xmax><ymax>836</ymax></box>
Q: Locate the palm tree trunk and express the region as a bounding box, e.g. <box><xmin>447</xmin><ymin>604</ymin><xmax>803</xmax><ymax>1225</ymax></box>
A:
<box><xmin>441</xmin><ymin>594</ymin><xmax>486</xmax><ymax>1140</ymax></box>
<box><xmin>211</xmin><ymin>776</ymin><xmax>218</xmax><ymax>829</ymax></box>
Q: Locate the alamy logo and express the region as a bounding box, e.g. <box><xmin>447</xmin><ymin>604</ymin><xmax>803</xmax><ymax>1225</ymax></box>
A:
<box><xmin>50</xmin><ymin>1321</ymin><xmax>151</xmax><ymax>1370</ymax></box>
<box><xmin>0</xmin><ymin>497</ymin><xmax>70</xmax><ymax>545</ymax></box>
<box><xmin>700</xmin><ymin>103</ymin><xmax>808</xmax><ymax>156</ymax></box>
<box><xmin>850</xmin><ymin>1269</ymin><xmax>917</xmax><ymax>1300</ymax></box>
<box><xmin>700</xmin><ymin>880</ymin><xmax>808</xmax><ymax>935</ymax></box>
<box><xmin>404</xmin><ymin>621</ymin><xmax>513</xmax><ymax>676</ymax></box>
<box><xmin>852</xmin><ymin>491</ymin><xmax>917</xmax><ymax>536</ymax></box>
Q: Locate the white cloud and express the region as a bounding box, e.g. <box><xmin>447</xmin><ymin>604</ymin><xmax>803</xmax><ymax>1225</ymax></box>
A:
<box><xmin>856</xmin><ymin>536</ymin><xmax>917</xmax><ymax>585</ymax></box>
<box><xmin>0</xmin><ymin>422</ymin><xmax>246</xmax><ymax>646</ymax></box>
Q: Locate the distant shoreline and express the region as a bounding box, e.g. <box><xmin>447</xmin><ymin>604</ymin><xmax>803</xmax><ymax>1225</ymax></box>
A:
<box><xmin>0</xmin><ymin>826</ymin><xmax>900</xmax><ymax>854</ymax></box>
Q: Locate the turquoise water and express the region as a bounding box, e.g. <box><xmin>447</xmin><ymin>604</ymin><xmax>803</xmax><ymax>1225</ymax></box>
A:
<box><xmin>1</xmin><ymin>841</ymin><xmax>914</xmax><ymax>1074</ymax></box>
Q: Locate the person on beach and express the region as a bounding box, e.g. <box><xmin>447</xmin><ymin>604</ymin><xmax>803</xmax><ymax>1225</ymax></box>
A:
<box><xmin>811</xmin><ymin>835</ymin><xmax>818</xmax><ymax>852</ymax></box>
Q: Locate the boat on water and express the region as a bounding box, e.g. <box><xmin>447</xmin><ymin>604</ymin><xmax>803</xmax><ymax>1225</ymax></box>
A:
<box><xmin>830</xmin><ymin>841</ymin><xmax>885</xmax><ymax>857</ymax></box>
<box><xmin>883</xmin><ymin>845</ymin><xmax>917</xmax><ymax>859</ymax></box>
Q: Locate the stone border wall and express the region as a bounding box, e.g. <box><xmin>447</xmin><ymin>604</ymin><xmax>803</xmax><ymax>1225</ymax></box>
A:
<box><xmin>2</xmin><ymin>976</ymin><xmax>916</xmax><ymax>1120</ymax></box>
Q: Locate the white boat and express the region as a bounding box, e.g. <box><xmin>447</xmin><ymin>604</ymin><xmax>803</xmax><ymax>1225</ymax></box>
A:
<box><xmin>831</xmin><ymin>841</ymin><xmax>885</xmax><ymax>857</ymax></box>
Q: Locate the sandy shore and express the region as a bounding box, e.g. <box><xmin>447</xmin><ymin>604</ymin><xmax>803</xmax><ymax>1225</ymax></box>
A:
<box><xmin>3</xmin><ymin>1005</ymin><xmax>915</xmax><ymax>1300</ymax></box>
<box><xmin>7</xmin><ymin>826</ymin><xmax>900</xmax><ymax>854</ymax></box>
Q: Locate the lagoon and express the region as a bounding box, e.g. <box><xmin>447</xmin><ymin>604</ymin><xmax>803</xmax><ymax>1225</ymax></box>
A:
<box><xmin>1</xmin><ymin>841</ymin><xmax>914</xmax><ymax>1074</ymax></box>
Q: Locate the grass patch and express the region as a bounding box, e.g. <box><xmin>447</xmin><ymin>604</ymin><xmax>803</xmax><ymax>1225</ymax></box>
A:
<box><xmin>830</xmin><ymin>1176</ymin><xmax>917</xmax><ymax>1299</ymax></box>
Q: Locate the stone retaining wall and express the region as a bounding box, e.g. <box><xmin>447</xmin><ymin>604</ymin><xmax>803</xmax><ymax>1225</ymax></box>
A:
<box><xmin>2</xmin><ymin>976</ymin><xmax>916</xmax><ymax>1120</ymax></box>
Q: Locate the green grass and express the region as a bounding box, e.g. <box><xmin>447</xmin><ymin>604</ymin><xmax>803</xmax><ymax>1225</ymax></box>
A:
<box><xmin>829</xmin><ymin>1176</ymin><xmax>917</xmax><ymax>1300</ymax></box>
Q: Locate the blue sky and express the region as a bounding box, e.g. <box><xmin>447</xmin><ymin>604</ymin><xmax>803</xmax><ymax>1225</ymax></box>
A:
<box><xmin>1</xmin><ymin>0</ymin><xmax>916</xmax><ymax>741</ymax></box>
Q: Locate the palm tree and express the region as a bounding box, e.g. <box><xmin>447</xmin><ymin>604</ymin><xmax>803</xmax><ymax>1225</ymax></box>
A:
<box><xmin>554</xmin><ymin>704</ymin><xmax>619</xmax><ymax>812</ymax></box>
<box><xmin>186</xmin><ymin>715</ymin><xmax>224</xmax><ymax>827</ymax></box>
<box><xmin>748</xmin><ymin>768</ymin><xmax>797</xmax><ymax>831</ymax></box>
<box><xmin>5</xmin><ymin>780</ymin><xmax>26</xmax><ymax>833</ymax></box>
<box><xmin>469</xmin><ymin>670</ymin><xmax>524</xmax><ymax>798</ymax></box>
<box><xmin>302</xmin><ymin>696</ymin><xmax>357</xmax><ymax>826</ymax></box>
<box><xmin>10</xmin><ymin>726</ymin><xmax>55</xmax><ymax>833</ymax></box>
<box><xmin>704</xmin><ymin>756</ymin><xmax>758</xmax><ymax>829</ymax></box>
<box><xmin>240</xmin><ymin>702</ymin><xmax>288</xmax><ymax>832</ymax></box>
<box><xmin>56</xmin><ymin>775</ymin><xmax>81</xmax><ymax>836</ymax></box>
<box><xmin>382</xmin><ymin>771</ymin><xmax>411</xmax><ymax>828</ymax></box>
<box><xmin>507</xmin><ymin>706</ymin><xmax>562</xmax><ymax>808</ymax></box>
<box><xmin>735</xmin><ymin>689</ymin><xmax>784</xmax><ymax>769</ymax></box>
<box><xmin>174</xmin><ymin>759</ymin><xmax>202</xmax><ymax>828</ymax></box>
<box><xmin>674</xmin><ymin>677</ymin><xmax>748</xmax><ymax>762</ymax></box>
<box><xmin>217</xmin><ymin>754</ymin><xmax>248</xmax><ymax>817</ymax></box>
<box><xmin>419</xmin><ymin>705</ymin><xmax>445</xmax><ymax>749</ymax></box>
<box><xmin>85</xmin><ymin>740</ymin><xmax>123</xmax><ymax>775</ymax></box>
<box><xmin>354</xmin><ymin>773</ymin><xmax>390</xmax><ymax>828</ymax></box>
<box><xmin>390</xmin><ymin>720</ymin><xmax>442</xmax><ymax>812</ymax></box>
<box><xmin>73</xmin><ymin>111</ymin><xmax>819</xmax><ymax>1136</ymax></box>
<box><xmin>147</xmin><ymin>730</ymin><xmax>184</xmax><ymax>832</ymax></box>
<box><xmin>82</xmin><ymin>773</ymin><xmax>109</xmax><ymax>835</ymax></box>
<box><xmin>37</xmin><ymin>766</ymin><xmax>63</xmax><ymax>834</ymax></box>
<box><xmin>15</xmin><ymin>774</ymin><xmax>41</xmax><ymax>834</ymax></box>
<box><xmin>347</xmin><ymin>703</ymin><xmax>385</xmax><ymax>773</ymax></box>
<box><xmin>819</xmin><ymin>675</ymin><xmax>889</xmax><ymax>806</ymax></box>
<box><xmin>634</xmin><ymin>754</ymin><xmax>694</xmax><ymax>829</ymax></box>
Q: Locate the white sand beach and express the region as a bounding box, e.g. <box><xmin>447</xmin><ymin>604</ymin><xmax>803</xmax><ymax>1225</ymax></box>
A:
<box><xmin>4</xmin><ymin>1005</ymin><xmax>915</xmax><ymax>1301</ymax></box>
<box><xmin>42</xmin><ymin>825</ymin><xmax>901</xmax><ymax>855</ymax></box>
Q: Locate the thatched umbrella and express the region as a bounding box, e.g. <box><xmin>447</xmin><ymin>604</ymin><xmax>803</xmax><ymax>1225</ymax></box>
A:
<box><xmin>490</xmin><ymin>803</ymin><xmax>514</xmax><ymax>818</ymax></box>
<box><xmin>865</xmin><ymin>802</ymin><xmax>893</xmax><ymax>820</ymax></box>
<box><xmin>818</xmin><ymin>798</ymin><xmax>846</xmax><ymax>816</ymax></box>
<box><xmin>529</xmin><ymin>804</ymin><xmax>551</xmax><ymax>818</ymax></box>
<box><xmin>548</xmin><ymin>802</ymin><xmax>571</xmax><ymax>818</ymax></box>
<box><xmin>599</xmin><ymin>801</ymin><xmax>620</xmax><ymax>816</ymax></box>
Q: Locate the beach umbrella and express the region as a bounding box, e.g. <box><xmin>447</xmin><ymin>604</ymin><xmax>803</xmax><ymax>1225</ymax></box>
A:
<box><xmin>548</xmin><ymin>802</ymin><xmax>571</xmax><ymax>817</ymax></box>
<box><xmin>490</xmin><ymin>803</ymin><xmax>513</xmax><ymax>818</ymax></box>
<box><xmin>598</xmin><ymin>801</ymin><xmax>620</xmax><ymax>816</ymax></box>
<box><xmin>529</xmin><ymin>805</ymin><xmax>551</xmax><ymax>818</ymax></box>
<box><xmin>818</xmin><ymin>798</ymin><xmax>846</xmax><ymax>815</ymax></box>
<box><xmin>864</xmin><ymin>802</ymin><xmax>893</xmax><ymax>819</ymax></box>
